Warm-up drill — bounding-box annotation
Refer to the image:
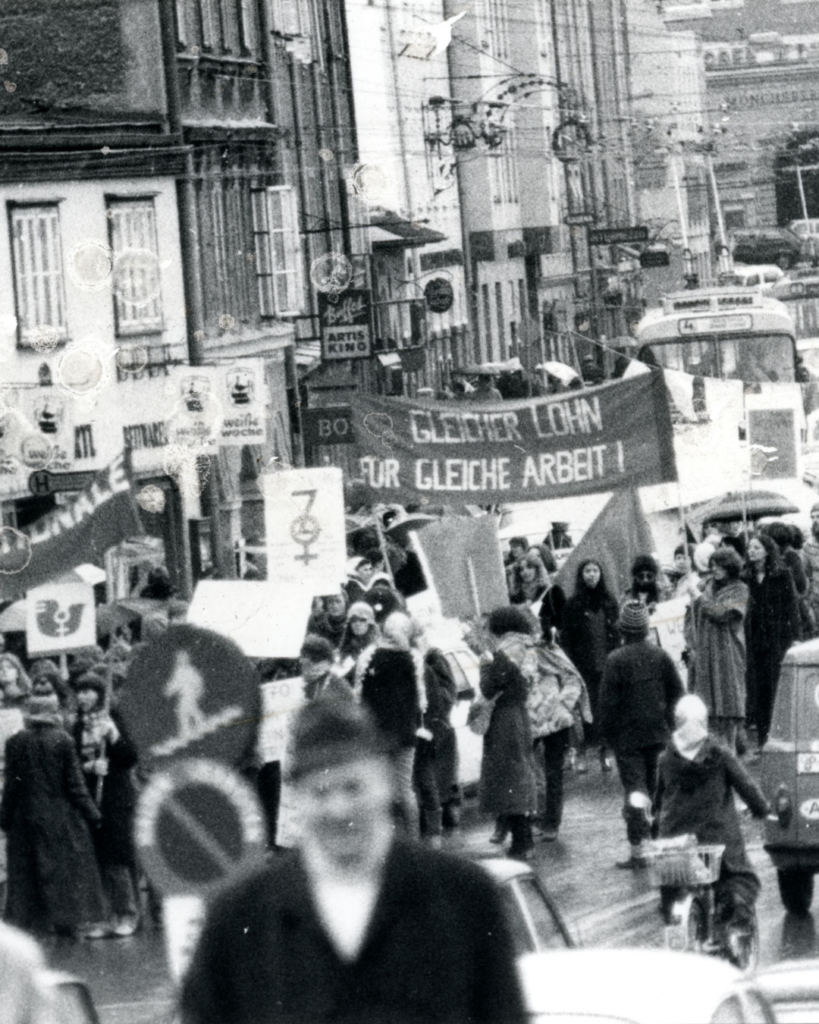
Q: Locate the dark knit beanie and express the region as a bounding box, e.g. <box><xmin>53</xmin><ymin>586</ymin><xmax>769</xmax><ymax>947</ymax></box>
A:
<box><xmin>487</xmin><ymin>605</ymin><xmax>535</xmax><ymax>637</ymax></box>
<box><xmin>619</xmin><ymin>600</ymin><xmax>650</xmax><ymax>636</ymax></box>
<box><xmin>287</xmin><ymin>700</ymin><xmax>387</xmax><ymax>783</ymax></box>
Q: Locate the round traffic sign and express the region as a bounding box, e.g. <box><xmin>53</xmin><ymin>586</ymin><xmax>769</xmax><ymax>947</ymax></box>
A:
<box><xmin>424</xmin><ymin>277</ymin><xmax>455</xmax><ymax>314</ymax></box>
<box><xmin>134</xmin><ymin>759</ymin><xmax>266</xmax><ymax>895</ymax></box>
<box><xmin>119</xmin><ymin>624</ymin><xmax>260</xmax><ymax>769</ymax></box>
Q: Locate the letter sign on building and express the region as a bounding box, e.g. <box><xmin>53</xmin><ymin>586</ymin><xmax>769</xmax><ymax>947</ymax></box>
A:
<box><xmin>319</xmin><ymin>289</ymin><xmax>372</xmax><ymax>361</ymax></box>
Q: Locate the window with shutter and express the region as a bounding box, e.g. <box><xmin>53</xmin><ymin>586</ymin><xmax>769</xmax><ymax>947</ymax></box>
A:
<box><xmin>9</xmin><ymin>204</ymin><xmax>68</xmax><ymax>347</ymax></box>
<box><xmin>252</xmin><ymin>186</ymin><xmax>304</xmax><ymax>317</ymax></box>
<box><xmin>107</xmin><ymin>198</ymin><xmax>164</xmax><ymax>336</ymax></box>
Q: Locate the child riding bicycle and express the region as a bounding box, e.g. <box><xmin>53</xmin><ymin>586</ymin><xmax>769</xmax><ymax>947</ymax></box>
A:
<box><xmin>653</xmin><ymin>695</ymin><xmax>770</xmax><ymax>946</ymax></box>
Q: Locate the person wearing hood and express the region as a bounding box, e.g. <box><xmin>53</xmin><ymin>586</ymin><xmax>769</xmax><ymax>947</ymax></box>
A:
<box><xmin>335</xmin><ymin>602</ymin><xmax>379</xmax><ymax>684</ymax></box>
<box><xmin>599</xmin><ymin>601</ymin><xmax>685</xmax><ymax>869</ymax></box>
<box><xmin>654</xmin><ymin>695</ymin><xmax>769</xmax><ymax>960</ymax></box>
<box><xmin>1</xmin><ymin>693</ymin><xmax>105</xmax><ymax>940</ymax></box>
<box><xmin>689</xmin><ymin>547</ymin><xmax>749</xmax><ymax>752</ymax></box>
<box><xmin>358</xmin><ymin>612</ymin><xmax>426</xmax><ymax>835</ymax></box>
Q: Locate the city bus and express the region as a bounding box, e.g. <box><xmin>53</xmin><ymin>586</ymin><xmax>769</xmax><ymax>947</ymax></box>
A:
<box><xmin>633</xmin><ymin>287</ymin><xmax>798</xmax><ymax>382</ymax></box>
<box><xmin>769</xmin><ymin>268</ymin><xmax>819</xmax><ymax>340</ymax></box>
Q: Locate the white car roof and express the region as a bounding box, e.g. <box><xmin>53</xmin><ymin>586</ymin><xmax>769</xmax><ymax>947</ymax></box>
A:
<box><xmin>518</xmin><ymin>949</ymin><xmax>744</xmax><ymax>1024</ymax></box>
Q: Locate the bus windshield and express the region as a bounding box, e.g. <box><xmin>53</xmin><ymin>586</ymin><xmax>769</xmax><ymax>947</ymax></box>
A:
<box><xmin>638</xmin><ymin>333</ymin><xmax>796</xmax><ymax>382</ymax></box>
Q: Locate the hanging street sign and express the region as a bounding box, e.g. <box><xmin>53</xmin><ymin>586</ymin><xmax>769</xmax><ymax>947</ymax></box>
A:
<box><xmin>589</xmin><ymin>226</ymin><xmax>649</xmax><ymax>246</ymax></box>
<box><xmin>424</xmin><ymin>277</ymin><xmax>455</xmax><ymax>314</ymax></box>
<box><xmin>564</xmin><ymin>212</ymin><xmax>596</xmax><ymax>226</ymax></box>
<box><xmin>319</xmin><ymin>289</ymin><xmax>372</xmax><ymax>361</ymax></box>
<box><xmin>28</xmin><ymin>469</ymin><xmax>97</xmax><ymax>496</ymax></box>
<box><xmin>640</xmin><ymin>250</ymin><xmax>671</xmax><ymax>269</ymax></box>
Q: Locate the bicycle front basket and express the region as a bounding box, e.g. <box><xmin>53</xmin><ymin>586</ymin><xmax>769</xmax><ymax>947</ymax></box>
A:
<box><xmin>646</xmin><ymin>843</ymin><xmax>725</xmax><ymax>887</ymax></box>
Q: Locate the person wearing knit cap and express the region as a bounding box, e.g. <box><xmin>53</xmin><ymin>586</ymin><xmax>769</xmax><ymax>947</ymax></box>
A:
<box><xmin>179</xmin><ymin>700</ymin><xmax>527</xmax><ymax>1024</ymax></box>
<box><xmin>1</xmin><ymin>692</ymin><xmax>106</xmax><ymax>939</ymax></box>
<box><xmin>598</xmin><ymin>600</ymin><xmax>684</xmax><ymax>869</ymax></box>
<box><xmin>71</xmin><ymin>671</ymin><xmax>141</xmax><ymax>938</ymax></box>
<box><xmin>654</xmin><ymin>694</ymin><xmax>769</xmax><ymax>963</ymax></box>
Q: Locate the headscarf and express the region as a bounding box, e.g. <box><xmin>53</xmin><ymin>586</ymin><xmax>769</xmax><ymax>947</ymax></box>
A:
<box><xmin>672</xmin><ymin>694</ymin><xmax>709</xmax><ymax>761</ymax></box>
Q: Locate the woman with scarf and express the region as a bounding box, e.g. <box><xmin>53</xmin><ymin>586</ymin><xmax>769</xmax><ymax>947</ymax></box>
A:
<box><xmin>560</xmin><ymin>560</ymin><xmax>620</xmax><ymax>772</ymax></box>
<box><xmin>479</xmin><ymin>606</ymin><xmax>538</xmax><ymax>860</ymax></box>
<box><xmin>654</xmin><ymin>695</ymin><xmax>769</xmax><ymax>963</ymax></box>
<box><xmin>1</xmin><ymin>692</ymin><xmax>105</xmax><ymax>940</ymax></box>
<box><xmin>72</xmin><ymin>670</ymin><xmax>140</xmax><ymax>937</ymax></box>
<box><xmin>335</xmin><ymin>602</ymin><xmax>379</xmax><ymax>685</ymax></box>
<box><xmin>688</xmin><ymin>547</ymin><xmax>749</xmax><ymax>752</ymax></box>
<box><xmin>508</xmin><ymin>550</ymin><xmax>566</xmax><ymax>641</ymax></box>
<box><xmin>358</xmin><ymin>612</ymin><xmax>426</xmax><ymax>835</ymax></box>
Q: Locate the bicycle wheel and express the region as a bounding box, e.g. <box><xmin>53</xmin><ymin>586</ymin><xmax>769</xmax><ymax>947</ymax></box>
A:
<box><xmin>678</xmin><ymin>894</ymin><xmax>707</xmax><ymax>953</ymax></box>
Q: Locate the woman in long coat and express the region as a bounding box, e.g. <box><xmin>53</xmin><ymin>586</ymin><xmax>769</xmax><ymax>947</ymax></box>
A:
<box><xmin>479</xmin><ymin>606</ymin><xmax>538</xmax><ymax>860</ymax></box>
<box><xmin>72</xmin><ymin>671</ymin><xmax>140</xmax><ymax>937</ymax></box>
<box><xmin>560</xmin><ymin>559</ymin><xmax>620</xmax><ymax>771</ymax></box>
<box><xmin>744</xmin><ymin>533</ymin><xmax>800</xmax><ymax>748</ymax></box>
<box><xmin>689</xmin><ymin>547</ymin><xmax>749</xmax><ymax>752</ymax></box>
<box><xmin>1</xmin><ymin>693</ymin><xmax>104</xmax><ymax>939</ymax></box>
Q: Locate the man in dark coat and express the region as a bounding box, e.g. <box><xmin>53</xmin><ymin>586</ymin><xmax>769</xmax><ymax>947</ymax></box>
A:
<box><xmin>599</xmin><ymin>600</ymin><xmax>684</xmax><ymax>869</ymax></box>
<box><xmin>1</xmin><ymin>693</ymin><xmax>105</xmax><ymax>939</ymax></box>
<box><xmin>179</xmin><ymin>700</ymin><xmax>526</xmax><ymax>1024</ymax></box>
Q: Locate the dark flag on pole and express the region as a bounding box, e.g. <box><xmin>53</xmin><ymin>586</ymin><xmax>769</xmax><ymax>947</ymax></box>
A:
<box><xmin>555</xmin><ymin>487</ymin><xmax>655</xmax><ymax>601</ymax></box>
<box><xmin>0</xmin><ymin>451</ymin><xmax>143</xmax><ymax>600</ymax></box>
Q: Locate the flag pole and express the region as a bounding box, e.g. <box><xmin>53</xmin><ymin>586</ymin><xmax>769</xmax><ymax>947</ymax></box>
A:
<box><xmin>467</xmin><ymin>557</ymin><xmax>481</xmax><ymax>618</ymax></box>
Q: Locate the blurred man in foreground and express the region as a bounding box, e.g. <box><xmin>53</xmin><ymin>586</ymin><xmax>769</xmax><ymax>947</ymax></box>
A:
<box><xmin>180</xmin><ymin>700</ymin><xmax>526</xmax><ymax>1024</ymax></box>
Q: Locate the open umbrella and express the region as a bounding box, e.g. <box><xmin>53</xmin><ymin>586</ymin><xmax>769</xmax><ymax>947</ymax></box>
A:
<box><xmin>693</xmin><ymin>490</ymin><xmax>800</xmax><ymax>526</ymax></box>
<box><xmin>536</xmin><ymin>361</ymin><xmax>580</xmax><ymax>385</ymax></box>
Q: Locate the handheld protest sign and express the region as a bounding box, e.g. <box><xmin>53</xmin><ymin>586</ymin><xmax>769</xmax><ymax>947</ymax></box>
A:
<box><xmin>26</xmin><ymin>581</ymin><xmax>96</xmax><ymax>655</ymax></box>
<box><xmin>119</xmin><ymin>624</ymin><xmax>260</xmax><ymax>770</ymax></box>
<box><xmin>134</xmin><ymin>759</ymin><xmax>266</xmax><ymax>896</ymax></box>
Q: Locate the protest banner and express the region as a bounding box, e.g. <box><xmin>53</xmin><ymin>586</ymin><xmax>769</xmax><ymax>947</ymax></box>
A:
<box><xmin>412</xmin><ymin>517</ymin><xmax>508</xmax><ymax>619</ymax></box>
<box><xmin>347</xmin><ymin>371</ymin><xmax>676</xmax><ymax>504</ymax></box>
<box><xmin>26</xmin><ymin>580</ymin><xmax>96</xmax><ymax>655</ymax></box>
<box><xmin>0</xmin><ymin>451</ymin><xmax>142</xmax><ymax>600</ymax></box>
<box><xmin>186</xmin><ymin>581</ymin><xmax>313</xmax><ymax>659</ymax></box>
<box><xmin>263</xmin><ymin>467</ymin><xmax>346</xmax><ymax>595</ymax></box>
<box><xmin>649</xmin><ymin>597</ymin><xmax>689</xmax><ymax>686</ymax></box>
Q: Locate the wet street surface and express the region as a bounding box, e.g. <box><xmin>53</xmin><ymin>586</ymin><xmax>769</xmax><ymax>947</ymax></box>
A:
<box><xmin>47</xmin><ymin>763</ymin><xmax>818</xmax><ymax>1023</ymax></box>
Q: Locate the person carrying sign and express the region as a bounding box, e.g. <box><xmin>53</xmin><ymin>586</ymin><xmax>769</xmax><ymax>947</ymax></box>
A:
<box><xmin>179</xmin><ymin>700</ymin><xmax>527</xmax><ymax>1024</ymax></box>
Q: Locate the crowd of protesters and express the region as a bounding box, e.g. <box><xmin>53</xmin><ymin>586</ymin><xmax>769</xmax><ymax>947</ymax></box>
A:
<box><xmin>1</xmin><ymin>499</ymin><xmax>817</xmax><ymax>957</ymax></box>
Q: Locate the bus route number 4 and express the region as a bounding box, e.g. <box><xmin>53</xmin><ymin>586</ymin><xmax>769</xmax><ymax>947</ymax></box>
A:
<box><xmin>289</xmin><ymin>489</ymin><xmax>322</xmax><ymax>564</ymax></box>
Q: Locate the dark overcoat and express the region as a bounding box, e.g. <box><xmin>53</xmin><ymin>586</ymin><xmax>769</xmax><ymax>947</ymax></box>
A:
<box><xmin>690</xmin><ymin>578</ymin><xmax>749</xmax><ymax>720</ymax></box>
<box><xmin>179</xmin><ymin>839</ymin><xmax>527</xmax><ymax>1024</ymax></box>
<box><xmin>0</xmin><ymin>720</ymin><xmax>104</xmax><ymax>932</ymax></box>
<box><xmin>478</xmin><ymin>650</ymin><xmax>537</xmax><ymax>816</ymax></box>
<box><xmin>72</xmin><ymin>708</ymin><xmax>139</xmax><ymax>867</ymax></box>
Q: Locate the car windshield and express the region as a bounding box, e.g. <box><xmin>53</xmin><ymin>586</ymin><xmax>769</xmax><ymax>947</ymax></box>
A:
<box><xmin>640</xmin><ymin>333</ymin><xmax>796</xmax><ymax>382</ymax></box>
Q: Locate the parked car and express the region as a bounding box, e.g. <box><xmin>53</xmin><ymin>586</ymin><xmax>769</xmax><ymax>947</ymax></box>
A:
<box><xmin>732</xmin><ymin>228</ymin><xmax>807</xmax><ymax>270</ymax></box>
<box><xmin>722</xmin><ymin>265</ymin><xmax>786</xmax><ymax>289</ymax></box>
<box><xmin>754</xmin><ymin>958</ymin><xmax>819</xmax><ymax>1023</ymax></box>
<box><xmin>759</xmin><ymin>638</ymin><xmax>819</xmax><ymax>915</ymax></box>
<box><xmin>479</xmin><ymin>857</ymin><xmax>575</xmax><ymax>955</ymax></box>
<box><xmin>519</xmin><ymin>948</ymin><xmax>775</xmax><ymax>1023</ymax></box>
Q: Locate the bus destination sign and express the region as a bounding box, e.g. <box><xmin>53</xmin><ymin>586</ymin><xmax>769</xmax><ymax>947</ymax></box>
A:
<box><xmin>678</xmin><ymin>314</ymin><xmax>753</xmax><ymax>336</ymax></box>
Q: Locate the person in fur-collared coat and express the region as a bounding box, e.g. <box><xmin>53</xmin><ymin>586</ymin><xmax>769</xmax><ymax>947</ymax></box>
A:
<box><xmin>688</xmin><ymin>547</ymin><xmax>749</xmax><ymax>752</ymax></box>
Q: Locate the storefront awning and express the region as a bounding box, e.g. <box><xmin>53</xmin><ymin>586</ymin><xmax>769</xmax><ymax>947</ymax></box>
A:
<box><xmin>370</xmin><ymin>212</ymin><xmax>447</xmax><ymax>249</ymax></box>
